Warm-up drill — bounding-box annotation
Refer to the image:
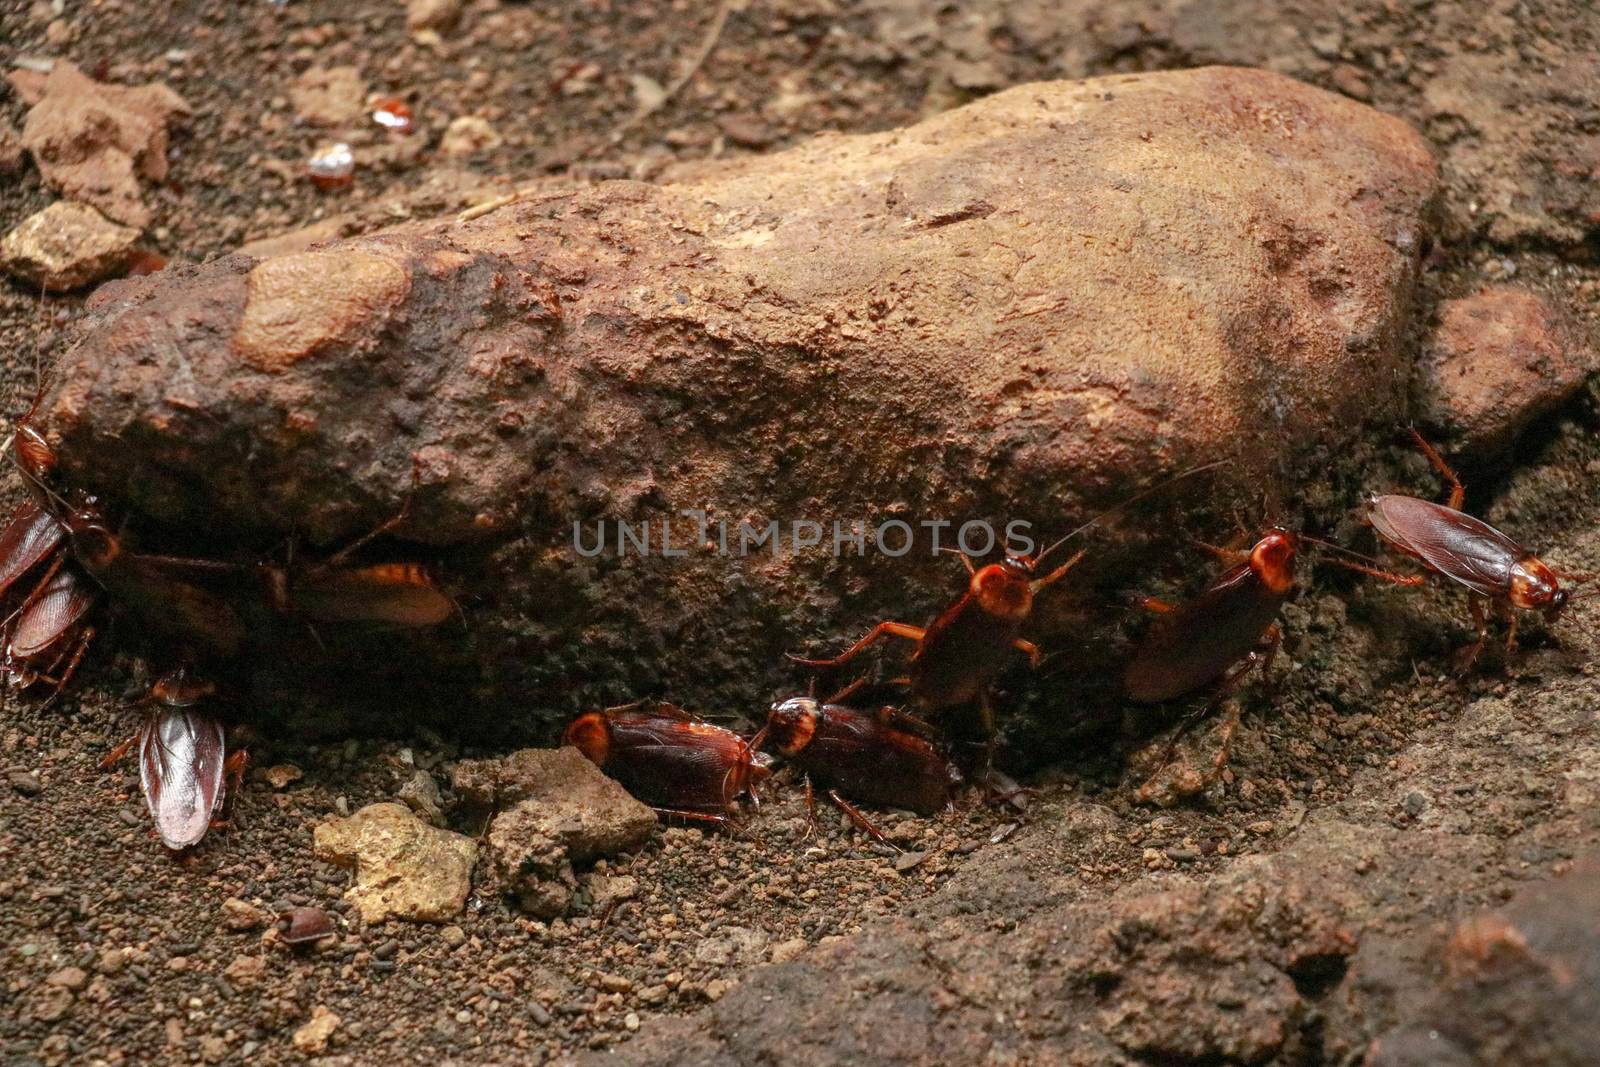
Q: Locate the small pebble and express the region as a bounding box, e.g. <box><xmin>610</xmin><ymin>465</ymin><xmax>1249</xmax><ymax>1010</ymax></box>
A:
<box><xmin>8</xmin><ymin>770</ymin><xmax>43</xmax><ymax>796</ymax></box>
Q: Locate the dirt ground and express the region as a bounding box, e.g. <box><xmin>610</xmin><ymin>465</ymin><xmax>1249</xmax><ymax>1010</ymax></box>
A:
<box><xmin>3</xmin><ymin>0</ymin><xmax>1600</xmax><ymax>1064</ymax></box>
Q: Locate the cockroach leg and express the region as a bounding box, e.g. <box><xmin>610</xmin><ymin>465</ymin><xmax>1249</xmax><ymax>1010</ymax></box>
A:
<box><xmin>802</xmin><ymin>776</ymin><xmax>818</xmax><ymax>840</ymax></box>
<box><xmin>1030</xmin><ymin>548</ymin><xmax>1086</xmax><ymax>591</ymax></box>
<box><xmin>98</xmin><ymin>734</ymin><xmax>136</xmax><ymax>770</ymax></box>
<box><xmin>873</xmin><ymin>704</ymin><xmax>936</xmax><ymax>737</ymax></box>
<box><xmin>652</xmin><ymin>807</ymin><xmax>731</xmax><ymax>829</ymax></box>
<box><xmin>824</xmin><ymin>677</ymin><xmax>869</xmax><ymax>706</ymax></box>
<box><xmin>1458</xmin><ymin>596</ymin><xmax>1491</xmax><ymax>673</ymax></box>
<box><xmin>788</xmin><ymin>621</ymin><xmax>926</xmax><ymax>669</ymax></box>
<box><xmin>1011</xmin><ymin>637</ymin><xmax>1041</xmax><ymax>667</ymax></box>
<box><xmin>826</xmin><ymin>788</ymin><xmax>896</xmax><ymax>849</ymax></box>
<box><xmin>1133</xmin><ymin>595</ymin><xmax>1179</xmax><ymax>615</ymax></box>
<box><xmin>1408</xmin><ymin>426</ymin><xmax>1466</xmax><ymax>510</ymax></box>
<box><xmin>1327</xmin><ymin>557</ymin><xmax>1427</xmax><ymax>586</ymax></box>
<box><xmin>325</xmin><ymin>458</ymin><xmax>424</xmax><ymax>567</ymax></box>
<box><xmin>36</xmin><ymin>625</ymin><xmax>94</xmax><ymax>707</ymax></box>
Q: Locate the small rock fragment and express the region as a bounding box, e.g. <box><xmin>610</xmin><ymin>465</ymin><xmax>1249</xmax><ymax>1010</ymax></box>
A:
<box><xmin>441</xmin><ymin>924</ymin><xmax>467</xmax><ymax>948</ymax></box>
<box><xmin>18</xmin><ymin>61</ymin><xmax>190</xmax><ymax>227</ymax></box>
<box><xmin>1422</xmin><ymin>285</ymin><xmax>1595</xmax><ymax>457</ymax></box>
<box><xmin>407</xmin><ymin>0</ymin><xmax>463</xmax><ymax>34</ymax></box>
<box><xmin>8</xmin><ymin>770</ymin><xmax>43</xmax><ymax>796</ymax></box>
<box><xmin>313</xmin><ymin>802</ymin><xmax>476</xmax><ymax>923</ymax></box>
<box><xmin>769</xmin><ymin>937</ymin><xmax>807</xmax><ymax>964</ymax></box>
<box><xmin>237</xmin><ymin>215</ymin><xmax>354</xmax><ymax>260</ymax></box>
<box><xmin>290</xmin><ymin>66</ymin><xmax>366</xmax><ymax>128</ymax></box>
<box><xmin>262</xmin><ymin>763</ymin><xmax>303</xmax><ymax>789</ymax></box>
<box><xmin>693</xmin><ymin>926</ymin><xmax>769</xmax><ymax>966</ymax></box>
<box><xmin>47</xmin><ymin>966</ymin><xmax>89</xmax><ymax>992</ymax></box>
<box><xmin>220</xmin><ymin>897</ymin><xmax>271</xmax><ymax>931</ymax></box>
<box><xmin>222</xmin><ymin>955</ymin><xmax>266</xmax><ymax>989</ymax></box>
<box><xmin>439</xmin><ymin>115</ymin><xmax>501</xmax><ymax>158</ymax></box>
<box><xmin>1</xmin><ymin>202</ymin><xmax>139</xmax><ymax>291</ymax></box>
<box><xmin>292</xmin><ymin>1005</ymin><xmax>341</xmax><ymax>1055</ymax></box>
<box><xmin>0</xmin><ymin>122</ymin><xmax>24</xmax><ymax>176</ymax></box>
<box><xmin>396</xmin><ymin>769</ymin><xmax>444</xmax><ymax>825</ymax></box>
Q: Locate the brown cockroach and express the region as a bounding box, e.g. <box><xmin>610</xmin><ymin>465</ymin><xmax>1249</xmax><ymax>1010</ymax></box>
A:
<box><xmin>762</xmin><ymin>695</ymin><xmax>960</xmax><ymax>842</ymax></box>
<box><xmin>1123</xmin><ymin>527</ymin><xmax>1299</xmax><ymax>704</ymax></box>
<box><xmin>3</xmin><ymin>565</ymin><xmax>98</xmax><ymax>697</ymax></box>
<box><xmin>0</xmin><ymin>500</ymin><xmax>66</xmax><ymax>602</ymax></box>
<box><xmin>1119</xmin><ymin>527</ymin><xmax>1300</xmax><ymax>798</ymax></box>
<box><xmin>262</xmin><ymin>560</ymin><xmax>454</xmax><ymax>628</ymax></box>
<box><xmin>103</xmin><ymin>669</ymin><xmax>246</xmax><ymax>851</ymax></box>
<box><xmin>564</xmin><ymin>702</ymin><xmax>773</xmax><ymax>824</ymax></box>
<box><xmin>61</xmin><ymin>502</ymin><xmax>248</xmax><ymax>661</ymax></box>
<box><xmin>788</xmin><ymin>543</ymin><xmax>1085</xmax><ymax>735</ymax></box>
<box><xmin>789</xmin><ymin>464</ymin><xmax>1227</xmax><ymax>740</ymax></box>
<box><xmin>1359</xmin><ymin>430</ymin><xmax>1584</xmax><ymax>669</ymax></box>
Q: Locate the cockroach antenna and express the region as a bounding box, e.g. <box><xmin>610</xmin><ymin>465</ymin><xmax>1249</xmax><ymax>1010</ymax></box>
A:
<box><xmin>1030</xmin><ymin>459</ymin><xmax>1232</xmax><ymax>566</ymax></box>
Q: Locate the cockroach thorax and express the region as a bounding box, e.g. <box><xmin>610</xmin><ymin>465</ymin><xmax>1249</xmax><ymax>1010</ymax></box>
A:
<box><xmin>1250</xmin><ymin>528</ymin><xmax>1298</xmax><ymax>595</ymax></box>
<box><xmin>764</xmin><ymin>696</ymin><xmax>819</xmax><ymax>758</ymax></box>
<box><xmin>563</xmin><ymin>711</ymin><xmax>612</xmax><ymax>767</ymax></box>
<box><xmin>972</xmin><ymin>562</ymin><xmax>1032</xmax><ymax>621</ymax></box>
<box><xmin>1509</xmin><ymin>555</ymin><xmax>1563</xmax><ymax>614</ymax></box>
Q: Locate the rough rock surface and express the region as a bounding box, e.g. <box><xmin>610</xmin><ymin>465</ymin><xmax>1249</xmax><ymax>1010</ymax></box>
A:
<box><xmin>15</xmin><ymin>61</ymin><xmax>190</xmax><ymax>229</ymax></box>
<box><xmin>453</xmin><ymin>747</ymin><xmax>656</xmax><ymax>917</ymax></box>
<box><xmin>1</xmin><ymin>201</ymin><xmax>140</xmax><ymax>291</ymax></box>
<box><xmin>37</xmin><ymin>66</ymin><xmax>1437</xmax><ymax>735</ymax></box>
<box><xmin>1421</xmin><ymin>285</ymin><xmax>1594</xmax><ymax>457</ymax></box>
<box><xmin>312</xmin><ymin>802</ymin><xmax>476</xmax><ymax>923</ymax></box>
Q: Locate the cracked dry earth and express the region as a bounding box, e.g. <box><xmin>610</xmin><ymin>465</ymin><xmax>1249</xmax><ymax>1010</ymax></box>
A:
<box><xmin>5</xmin><ymin>0</ymin><xmax>1600</xmax><ymax>1065</ymax></box>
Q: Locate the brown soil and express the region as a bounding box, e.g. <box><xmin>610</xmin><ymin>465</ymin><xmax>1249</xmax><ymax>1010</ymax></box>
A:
<box><xmin>2</xmin><ymin>1</ymin><xmax>1599</xmax><ymax>1065</ymax></box>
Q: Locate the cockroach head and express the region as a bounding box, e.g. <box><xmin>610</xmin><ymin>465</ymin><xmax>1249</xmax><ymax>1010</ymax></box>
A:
<box><xmin>764</xmin><ymin>696</ymin><xmax>820</xmax><ymax>758</ymax></box>
<box><xmin>1249</xmin><ymin>527</ymin><xmax>1298</xmax><ymax>594</ymax></box>
<box><xmin>563</xmin><ymin>711</ymin><xmax>612</xmax><ymax>767</ymax></box>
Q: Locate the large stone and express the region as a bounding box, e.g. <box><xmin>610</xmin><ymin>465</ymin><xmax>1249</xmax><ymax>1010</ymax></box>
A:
<box><xmin>1</xmin><ymin>201</ymin><xmax>140</xmax><ymax>291</ymax></box>
<box><xmin>35</xmin><ymin>67</ymin><xmax>1437</xmax><ymax>735</ymax></box>
<box><xmin>17</xmin><ymin>61</ymin><xmax>190</xmax><ymax>229</ymax></box>
<box><xmin>312</xmin><ymin>802</ymin><xmax>476</xmax><ymax>923</ymax></box>
<box><xmin>1421</xmin><ymin>285</ymin><xmax>1595</xmax><ymax>457</ymax></box>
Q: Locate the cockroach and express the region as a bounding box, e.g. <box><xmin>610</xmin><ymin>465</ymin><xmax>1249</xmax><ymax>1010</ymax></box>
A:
<box><xmin>1359</xmin><ymin>430</ymin><xmax>1583</xmax><ymax>669</ymax></box>
<box><xmin>61</xmin><ymin>502</ymin><xmax>247</xmax><ymax>661</ymax></box>
<box><xmin>563</xmin><ymin>702</ymin><xmax>772</xmax><ymax>824</ymax></box>
<box><xmin>1123</xmin><ymin>527</ymin><xmax>1298</xmax><ymax>704</ymax></box>
<box><xmin>791</xmin><ymin>464</ymin><xmax>1228</xmax><ymax>739</ymax></box>
<box><xmin>762</xmin><ymin>695</ymin><xmax>960</xmax><ymax>843</ymax></box>
<box><xmin>0</xmin><ymin>500</ymin><xmax>66</xmax><ymax>602</ymax></box>
<box><xmin>262</xmin><ymin>561</ymin><xmax>454</xmax><ymax>628</ymax></box>
<box><xmin>788</xmin><ymin>543</ymin><xmax>1084</xmax><ymax>734</ymax></box>
<box><xmin>277</xmin><ymin>906</ymin><xmax>335</xmax><ymax>946</ymax></box>
<box><xmin>3</xmin><ymin>565</ymin><xmax>98</xmax><ymax>697</ymax></box>
<box><xmin>103</xmin><ymin>669</ymin><xmax>246</xmax><ymax>851</ymax></box>
<box><xmin>1120</xmin><ymin>527</ymin><xmax>1299</xmax><ymax>800</ymax></box>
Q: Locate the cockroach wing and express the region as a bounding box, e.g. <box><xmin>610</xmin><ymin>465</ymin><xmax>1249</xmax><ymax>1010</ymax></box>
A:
<box><xmin>10</xmin><ymin>568</ymin><xmax>95</xmax><ymax>656</ymax></box>
<box><xmin>101</xmin><ymin>557</ymin><xmax>248</xmax><ymax>659</ymax></box>
<box><xmin>1124</xmin><ymin>563</ymin><xmax>1286</xmax><ymax>703</ymax></box>
<box><xmin>1368</xmin><ymin>495</ymin><xmax>1520</xmax><ymax>597</ymax></box>
<box><xmin>138</xmin><ymin>709</ymin><xmax>227</xmax><ymax>850</ymax></box>
<box><xmin>292</xmin><ymin>564</ymin><xmax>454</xmax><ymax>626</ymax></box>
<box><xmin>0</xmin><ymin>501</ymin><xmax>64</xmax><ymax>598</ymax></box>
